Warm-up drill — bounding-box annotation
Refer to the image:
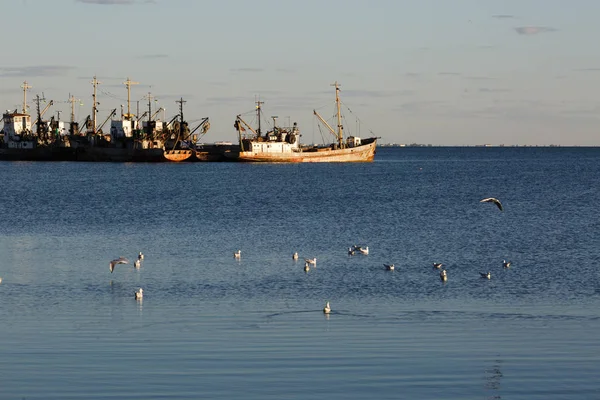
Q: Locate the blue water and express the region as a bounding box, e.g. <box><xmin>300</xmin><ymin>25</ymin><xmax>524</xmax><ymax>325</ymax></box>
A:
<box><xmin>1</xmin><ymin>147</ymin><xmax>600</xmax><ymax>399</ymax></box>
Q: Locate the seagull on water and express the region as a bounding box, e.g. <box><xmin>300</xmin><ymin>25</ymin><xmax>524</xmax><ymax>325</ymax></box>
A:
<box><xmin>305</xmin><ymin>257</ymin><xmax>316</xmax><ymax>265</ymax></box>
<box><xmin>138</xmin><ymin>252</ymin><xmax>144</xmax><ymax>261</ymax></box>
<box><xmin>384</xmin><ymin>263</ymin><xmax>395</xmax><ymax>271</ymax></box>
<box><xmin>109</xmin><ymin>257</ymin><xmax>129</xmax><ymax>273</ymax></box>
<box><xmin>480</xmin><ymin>197</ymin><xmax>503</xmax><ymax>211</ymax></box>
<box><xmin>358</xmin><ymin>246</ymin><xmax>369</xmax><ymax>255</ymax></box>
<box><xmin>503</xmin><ymin>260</ymin><xmax>511</xmax><ymax>268</ymax></box>
<box><xmin>234</xmin><ymin>250</ymin><xmax>241</xmax><ymax>259</ymax></box>
<box><xmin>292</xmin><ymin>252</ymin><xmax>299</xmax><ymax>260</ymax></box>
<box><xmin>348</xmin><ymin>247</ymin><xmax>356</xmax><ymax>255</ymax></box>
<box><xmin>323</xmin><ymin>301</ymin><xmax>331</xmax><ymax>314</ymax></box>
<box><xmin>0</xmin><ymin>277</ymin><xmax>2</xmax><ymax>284</ymax></box>
<box><xmin>480</xmin><ymin>272</ymin><xmax>491</xmax><ymax>279</ymax></box>
<box><xmin>304</xmin><ymin>262</ymin><xmax>310</xmax><ymax>272</ymax></box>
<box><xmin>135</xmin><ymin>288</ymin><xmax>143</xmax><ymax>300</ymax></box>
<box><xmin>440</xmin><ymin>269</ymin><xmax>448</xmax><ymax>282</ymax></box>
<box><xmin>134</xmin><ymin>259</ymin><xmax>141</xmax><ymax>269</ymax></box>
<box><xmin>433</xmin><ymin>262</ymin><xmax>443</xmax><ymax>269</ymax></box>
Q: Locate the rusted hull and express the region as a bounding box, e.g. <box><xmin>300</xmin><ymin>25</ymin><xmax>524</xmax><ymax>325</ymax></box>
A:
<box><xmin>233</xmin><ymin>139</ymin><xmax>376</xmax><ymax>163</ymax></box>
<box><xmin>164</xmin><ymin>149</ymin><xmax>193</xmax><ymax>162</ymax></box>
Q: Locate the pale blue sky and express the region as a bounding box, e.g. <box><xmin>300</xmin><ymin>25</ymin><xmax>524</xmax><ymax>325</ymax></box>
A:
<box><xmin>2</xmin><ymin>0</ymin><xmax>600</xmax><ymax>145</ymax></box>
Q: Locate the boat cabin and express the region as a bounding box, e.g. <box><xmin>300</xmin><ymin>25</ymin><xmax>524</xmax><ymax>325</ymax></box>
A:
<box><xmin>110</xmin><ymin>119</ymin><xmax>139</xmax><ymax>138</ymax></box>
<box><xmin>2</xmin><ymin>111</ymin><xmax>36</xmax><ymax>148</ymax></box>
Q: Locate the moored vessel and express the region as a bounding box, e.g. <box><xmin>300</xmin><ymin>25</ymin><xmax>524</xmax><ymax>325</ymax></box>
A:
<box><xmin>228</xmin><ymin>82</ymin><xmax>377</xmax><ymax>163</ymax></box>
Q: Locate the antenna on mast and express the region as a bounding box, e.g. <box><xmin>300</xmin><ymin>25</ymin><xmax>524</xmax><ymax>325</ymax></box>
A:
<box><xmin>123</xmin><ymin>77</ymin><xmax>139</xmax><ymax>120</ymax></box>
<box><xmin>21</xmin><ymin>81</ymin><xmax>31</xmax><ymax>113</ymax></box>
<box><xmin>91</xmin><ymin>76</ymin><xmax>101</xmax><ymax>134</ymax></box>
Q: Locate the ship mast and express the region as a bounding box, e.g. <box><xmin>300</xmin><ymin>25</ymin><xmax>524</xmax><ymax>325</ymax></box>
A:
<box><xmin>333</xmin><ymin>81</ymin><xmax>343</xmax><ymax>148</ymax></box>
<box><xmin>91</xmin><ymin>76</ymin><xmax>101</xmax><ymax>134</ymax></box>
<box><xmin>176</xmin><ymin>97</ymin><xmax>186</xmax><ymax>139</ymax></box>
<box><xmin>255</xmin><ymin>100</ymin><xmax>264</xmax><ymax>137</ymax></box>
<box><xmin>146</xmin><ymin>92</ymin><xmax>154</xmax><ymax>122</ymax></box>
<box><xmin>123</xmin><ymin>77</ymin><xmax>139</xmax><ymax>120</ymax></box>
<box><xmin>21</xmin><ymin>81</ymin><xmax>31</xmax><ymax>114</ymax></box>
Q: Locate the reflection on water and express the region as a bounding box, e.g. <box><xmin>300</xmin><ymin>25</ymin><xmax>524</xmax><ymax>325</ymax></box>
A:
<box><xmin>485</xmin><ymin>359</ymin><xmax>503</xmax><ymax>398</ymax></box>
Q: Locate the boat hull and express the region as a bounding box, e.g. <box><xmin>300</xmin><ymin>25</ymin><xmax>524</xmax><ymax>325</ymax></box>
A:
<box><xmin>0</xmin><ymin>146</ymin><xmax>77</xmax><ymax>161</ymax></box>
<box><xmin>73</xmin><ymin>146</ymin><xmax>165</xmax><ymax>162</ymax></box>
<box><xmin>164</xmin><ymin>149</ymin><xmax>194</xmax><ymax>162</ymax></box>
<box><xmin>229</xmin><ymin>138</ymin><xmax>377</xmax><ymax>163</ymax></box>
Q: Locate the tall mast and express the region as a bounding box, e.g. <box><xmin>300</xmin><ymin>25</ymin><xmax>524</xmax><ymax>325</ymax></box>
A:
<box><xmin>123</xmin><ymin>77</ymin><xmax>139</xmax><ymax>119</ymax></box>
<box><xmin>91</xmin><ymin>76</ymin><xmax>101</xmax><ymax>134</ymax></box>
<box><xmin>176</xmin><ymin>97</ymin><xmax>186</xmax><ymax>138</ymax></box>
<box><xmin>21</xmin><ymin>81</ymin><xmax>31</xmax><ymax>114</ymax></box>
<box><xmin>332</xmin><ymin>81</ymin><xmax>343</xmax><ymax>148</ymax></box>
<box><xmin>256</xmin><ymin>99</ymin><xmax>263</xmax><ymax>136</ymax></box>
<box><xmin>147</xmin><ymin>92</ymin><xmax>154</xmax><ymax>121</ymax></box>
<box><xmin>35</xmin><ymin>94</ymin><xmax>42</xmax><ymax>136</ymax></box>
<box><xmin>68</xmin><ymin>94</ymin><xmax>79</xmax><ymax>126</ymax></box>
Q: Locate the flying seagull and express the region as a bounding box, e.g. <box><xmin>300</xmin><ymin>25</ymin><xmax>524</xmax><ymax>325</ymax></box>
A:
<box><xmin>480</xmin><ymin>197</ymin><xmax>503</xmax><ymax>211</ymax></box>
<box><xmin>109</xmin><ymin>257</ymin><xmax>129</xmax><ymax>273</ymax></box>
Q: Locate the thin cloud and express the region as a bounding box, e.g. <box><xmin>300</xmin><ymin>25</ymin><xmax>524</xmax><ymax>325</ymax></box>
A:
<box><xmin>492</xmin><ymin>14</ymin><xmax>515</xmax><ymax>19</ymax></box>
<box><xmin>75</xmin><ymin>0</ymin><xmax>135</xmax><ymax>4</ymax></box>
<box><xmin>230</xmin><ymin>67</ymin><xmax>264</xmax><ymax>73</ymax></box>
<box><xmin>438</xmin><ymin>72</ymin><xmax>461</xmax><ymax>76</ymax></box>
<box><xmin>479</xmin><ymin>88</ymin><xmax>511</xmax><ymax>93</ymax></box>
<box><xmin>574</xmin><ymin>68</ymin><xmax>600</xmax><ymax>72</ymax></box>
<box><xmin>515</xmin><ymin>26</ymin><xmax>558</xmax><ymax>35</ymax></box>
<box><xmin>0</xmin><ymin>65</ymin><xmax>75</xmax><ymax>77</ymax></box>
<box><xmin>464</xmin><ymin>75</ymin><xmax>495</xmax><ymax>81</ymax></box>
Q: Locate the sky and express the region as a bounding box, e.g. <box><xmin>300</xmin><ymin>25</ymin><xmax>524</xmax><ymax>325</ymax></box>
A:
<box><xmin>2</xmin><ymin>0</ymin><xmax>600</xmax><ymax>145</ymax></box>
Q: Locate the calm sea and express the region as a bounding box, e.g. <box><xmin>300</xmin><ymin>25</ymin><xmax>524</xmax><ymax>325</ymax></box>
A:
<box><xmin>1</xmin><ymin>147</ymin><xmax>599</xmax><ymax>399</ymax></box>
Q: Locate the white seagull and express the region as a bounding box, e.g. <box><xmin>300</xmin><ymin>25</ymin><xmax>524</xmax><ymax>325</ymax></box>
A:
<box><xmin>292</xmin><ymin>252</ymin><xmax>299</xmax><ymax>260</ymax></box>
<box><xmin>480</xmin><ymin>272</ymin><xmax>491</xmax><ymax>279</ymax></box>
<box><xmin>384</xmin><ymin>264</ymin><xmax>395</xmax><ymax>271</ymax></box>
<box><xmin>440</xmin><ymin>269</ymin><xmax>448</xmax><ymax>282</ymax></box>
<box><xmin>503</xmin><ymin>260</ymin><xmax>511</xmax><ymax>268</ymax></box>
<box><xmin>135</xmin><ymin>288</ymin><xmax>143</xmax><ymax>300</ymax></box>
<box><xmin>134</xmin><ymin>259</ymin><xmax>141</xmax><ymax>269</ymax></box>
<box><xmin>109</xmin><ymin>257</ymin><xmax>129</xmax><ymax>273</ymax></box>
<box><xmin>323</xmin><ymin>301</ymin><xmax>331</xmax><ymax>314</ymax></box>
<box><xmin>358</xmin><ymin>246</ymin><xmax>369</xmax><ymax>255</ymax></box>
<box><xmin>304</xmin><ymin>262</ymin><xmax>310</xmax><ymax>272</ymax></box>
<box><xmin>234</xmin><ymin>250</ymin><xmax>241</xmax><ymax>259</ymax></box>
<box><xmin>0</xmin><ymin>277</ymin><xmax>2</xmax><ymax>284</ymax></box>
<box><xmin>138</xmin><ymin>252</ymin><xmax>144</xmax><ymax>261</ymax></box>
<box><xmin>433</xmin><ymin>262</ymin><xmax>443</xmax><ymax>269</ymax></box>
<box><xmin>480</xmin><ymin>197</ymin><xmax>503</xmax><ymax>211</ymax></box>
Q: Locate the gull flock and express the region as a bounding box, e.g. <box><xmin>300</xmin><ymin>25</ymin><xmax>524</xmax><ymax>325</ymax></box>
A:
<box><xmin>0</xmin><ymin>197</ymin><xmax>508</xmax><ymax>312</ymax></box>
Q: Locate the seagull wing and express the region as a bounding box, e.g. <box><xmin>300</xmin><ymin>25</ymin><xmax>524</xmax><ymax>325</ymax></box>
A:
<box><xmin>480</xmin><ymin>197</ymin><xmax>503</xmax><ymax>211</ymax></box>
